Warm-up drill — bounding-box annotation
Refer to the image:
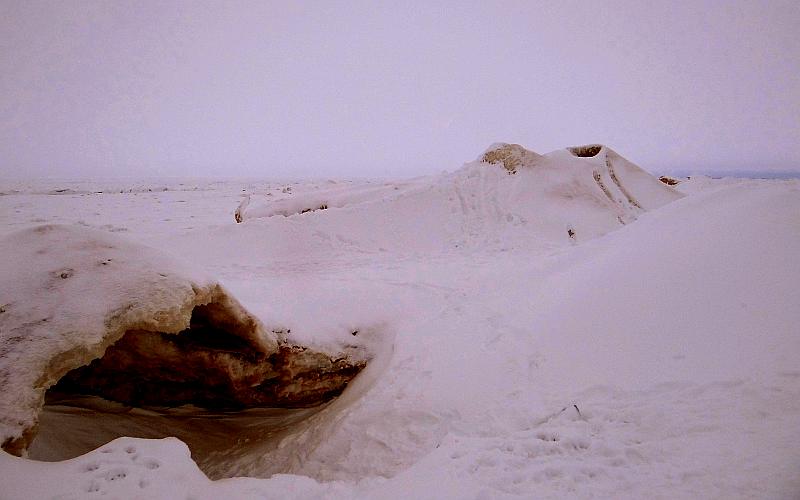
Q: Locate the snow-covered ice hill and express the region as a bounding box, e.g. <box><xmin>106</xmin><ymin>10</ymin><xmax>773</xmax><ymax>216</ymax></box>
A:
<box><xmin>234</xmin><ymin>143</ymin><xmax>682</xmax><ymax>253</ymax></box>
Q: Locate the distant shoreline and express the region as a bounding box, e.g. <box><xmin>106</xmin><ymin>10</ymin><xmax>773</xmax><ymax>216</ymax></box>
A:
<box><xmin>659</xmin><ymin>170</ymin><xmax>800</xmax><ymax>180</ymax></box>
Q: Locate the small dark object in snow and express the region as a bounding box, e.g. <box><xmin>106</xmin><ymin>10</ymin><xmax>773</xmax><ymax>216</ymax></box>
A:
<box><xmin>659</xmin><ymin>175</ymin><xmax>680</xmax><ymax>186</ymax></box>
<box><xmin>351</xmin><ymin>330</ymin><xmax>359</xmax><ymax>336</ymax></box>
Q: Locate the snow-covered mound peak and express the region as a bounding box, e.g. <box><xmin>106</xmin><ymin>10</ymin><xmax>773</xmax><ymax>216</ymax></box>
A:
<box><xmin>480</xmin><ymin>143</ymin><xmax>543</xmax><ymax>173</ymax></box>
<box><xmin>471</xmin><ymin>141</ymin><xmax>684</xmax><ymax>228</ymax></box>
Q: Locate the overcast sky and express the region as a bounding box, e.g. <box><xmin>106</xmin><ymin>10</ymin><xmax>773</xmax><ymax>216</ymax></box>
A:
<box><xmin>1</xmin><ymin>1</ymin><xmax>798</xmax><ymax>178</ymax></box>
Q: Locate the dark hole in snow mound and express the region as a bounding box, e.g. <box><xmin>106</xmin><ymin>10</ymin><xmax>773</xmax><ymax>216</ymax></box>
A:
<box><xmin>568</xmin><ymin>144</ymin><xmax>603</xmax><ymax>157</ymax></box>
<box><xmin>50</xmin><ymin>304</ymin><xmax>366</xmax><ymax>410</ymax></box>
<box><xmin>0</xmin><ymin>224</ymin><xmax>372</xmax><ymax>477</ymax></box>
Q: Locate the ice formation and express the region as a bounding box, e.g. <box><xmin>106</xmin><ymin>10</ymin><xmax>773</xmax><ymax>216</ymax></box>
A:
<box><xmin>0</xmin><ymin>225</ymin><xmax>366</xmax><ymax>457</ymax></box>
<box><xmin>234</xmin><ymin>143</ymin><xmax>683</xmax><ymax>249</ymax></box>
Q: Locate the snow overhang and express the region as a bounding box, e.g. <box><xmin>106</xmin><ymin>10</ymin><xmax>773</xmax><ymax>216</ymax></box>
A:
<box><xmin>0</xmin><ymin>225</ymin><xmax>367</xmax><ymax>456</ymax></box>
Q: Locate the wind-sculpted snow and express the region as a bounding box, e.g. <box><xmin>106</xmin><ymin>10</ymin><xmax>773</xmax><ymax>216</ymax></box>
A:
<box><xmin>234</xmin><ymin>143</ymin><xmax>683</xmax><ymax>253</ymax></box>
<box><xmin>0</xmin><ymin>225</ymin><xmax>367</xmax><ymax>459</ymax></box>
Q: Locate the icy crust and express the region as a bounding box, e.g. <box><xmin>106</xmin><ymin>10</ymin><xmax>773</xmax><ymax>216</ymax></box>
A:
<box><xmin>0</xmin><ymin>225</ymin><xmax>365</xmax><ymax>456</ymax></box>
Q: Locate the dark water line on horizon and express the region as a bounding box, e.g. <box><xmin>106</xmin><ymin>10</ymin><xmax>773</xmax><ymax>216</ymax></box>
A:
<box><xmin>658</xmin><ymin>170</ymin><xmax>800</xmax><ymax>180</ymax></box>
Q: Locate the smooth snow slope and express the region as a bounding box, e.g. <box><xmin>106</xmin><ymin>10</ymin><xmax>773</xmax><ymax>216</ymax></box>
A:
<box><xmin>0</xmin><ymin>168</ymin><xmax>798</xmax><ymax>498</ymax></box>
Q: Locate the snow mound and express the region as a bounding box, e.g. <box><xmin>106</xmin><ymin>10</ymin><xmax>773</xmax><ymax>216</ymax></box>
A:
<box><xmin>0</xmin><ymin>225</ymin><xmax>366</xmax><ymax>457</ymax></box>
<box><xmin>229</xmin><ymin>143</ymin><xmax>683</xmax><ymax>255</ymax></box>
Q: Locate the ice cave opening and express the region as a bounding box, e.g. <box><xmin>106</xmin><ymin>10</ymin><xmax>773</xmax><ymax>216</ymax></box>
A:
<box><xmin>28</xmin><ymin>303</ymin><xmax>367</xmax><ymax>478</ymax></box>
<box><xmin>568</xmin><ymin>144</ymin><xmax>603</xmax><ymax>157</ymax></box>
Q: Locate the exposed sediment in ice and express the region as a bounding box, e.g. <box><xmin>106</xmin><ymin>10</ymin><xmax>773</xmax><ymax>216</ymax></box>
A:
<box><xmin>53</xmin><ymin>328</ymin><xmax>364</xmax><ymax>409</ymax></box>
<box><xmin>480</xmin><ymin>143</ymin><xmax>543</xmax><ymax>173</ymax></box>
<box><xmin>0</xmin><ymin>225</ymin><xmax>366</xmax><ymax>456</ymax></box>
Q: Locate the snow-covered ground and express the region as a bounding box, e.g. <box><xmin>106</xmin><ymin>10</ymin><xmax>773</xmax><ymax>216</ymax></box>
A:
<box><xmin>1</xmin><ymin>151</ymin><xmax>799</xmax><ymax>499</ymax></box>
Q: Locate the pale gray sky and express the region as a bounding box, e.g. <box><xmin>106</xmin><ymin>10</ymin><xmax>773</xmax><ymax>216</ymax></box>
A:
<box><xmin>1</xmin><ymin>0</ymin><xmax>798</xmax><ymax>178</ymax></box>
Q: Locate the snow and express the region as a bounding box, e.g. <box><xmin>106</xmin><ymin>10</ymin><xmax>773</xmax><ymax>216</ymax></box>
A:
<box><xmin>1</xmin><ymin>148</ymin><xmax>799</xmax><ymax>499</ymax></box>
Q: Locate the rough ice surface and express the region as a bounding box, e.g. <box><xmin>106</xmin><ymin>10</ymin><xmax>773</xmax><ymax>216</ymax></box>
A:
<box><xmin>1</xmin><ymin>145</ymin><xmax>799</xmax><ymax>499</ymax></box>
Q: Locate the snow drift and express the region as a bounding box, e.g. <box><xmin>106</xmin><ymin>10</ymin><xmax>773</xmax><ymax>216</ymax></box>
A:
<box><xmin>231</xmin><ymin>143</ymin><xmax>683</xmax><ymax>254</ymax></box>
<box><xmin>0</xmin><ymin>225</ymin><xmax>367</xmax><ymax>457</ymax></box>
<box><xmin>234</xmin><ymin>180</ymin><xmax>426</xmax><ymax>221</ymax></box>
